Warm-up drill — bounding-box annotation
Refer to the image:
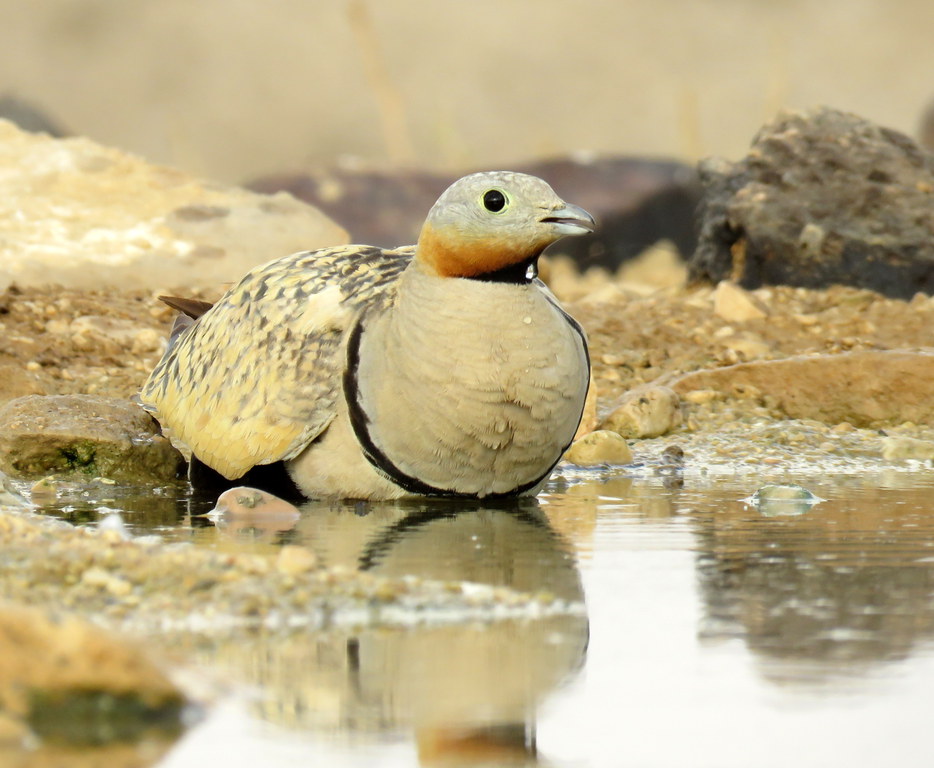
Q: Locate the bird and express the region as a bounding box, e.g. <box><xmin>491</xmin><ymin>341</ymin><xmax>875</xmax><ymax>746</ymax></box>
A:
<box><xmin>139</xmin><ymin>171</ymin><xmax>594</xmax><ymax>500</ymax></box>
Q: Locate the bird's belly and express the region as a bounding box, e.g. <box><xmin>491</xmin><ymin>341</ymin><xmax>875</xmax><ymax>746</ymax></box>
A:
<box><xmin>286</xmin><ymin>406</ymin><xmax>409</xmax><ymax>500</ymax></box>
<box><xmin>396</xmin><ymin>390</ymin><xmax>581</xmax><ymax>496</ymax></box>
<box><xmin>345</xmin><ymin>280</ymin><xmax>589</xmax><ymax>499</ymax></box>
<box><xmin>290</xmin><ymin>380</ymin><xmax>582</xmax><ymax>500</ymax></box>
<box><xmin>359</xmin><ymin>339</ymin><xmax>587</xmax><ymax>497</ymax></box>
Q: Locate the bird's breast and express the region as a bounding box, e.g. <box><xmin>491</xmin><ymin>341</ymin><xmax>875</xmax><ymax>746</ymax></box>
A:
<box><xmin>347</xmin><ymin>270</ymin><xmax>588</xmax><ymax>497</ymax></box>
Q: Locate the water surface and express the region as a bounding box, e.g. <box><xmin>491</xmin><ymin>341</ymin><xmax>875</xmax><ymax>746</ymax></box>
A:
<box><xmin>33</xmin><ymin>470</ymin><xmax>934</xmax><ymax>766</ymax></box>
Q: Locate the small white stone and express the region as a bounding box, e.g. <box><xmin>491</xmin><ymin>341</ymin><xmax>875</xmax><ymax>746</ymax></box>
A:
<box><xmin>98</xmin><ymin>512</ymin><xmax>130</xmax><ymax>539</ymax></box>
<box><xmin>29</xmin><ymin>476</ymin><xmax>58</xmax><ymax>502</ymax></box>
<box><xmin>80</xmin><ymin>566</ymin><xmax>133</xmax><ymax>596</ymax></box>
<box><xmin>722</xmin><ymin>334</ymin><xmax>772</xmax><ymax>360</ymax></box>
<box><xmin>682</xmin><ymin>389</ymin><xmax>722</xmax><ymax>405</ymax></box>
<box><xmin>713</xmin><ymin>280</ymin><xmax>769</xmax><ymax>322</ymax></box>
<box><xmin>798</xmin><ymin>222</ymin><xmax>826</xmax><ymax>256</ymax></box>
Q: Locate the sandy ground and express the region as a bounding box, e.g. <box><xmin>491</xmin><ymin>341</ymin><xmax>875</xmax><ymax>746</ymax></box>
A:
<box><xmin>3</xmin><ymin>248</ymin><xmax>933</xmax><ymax>445</ymax></box>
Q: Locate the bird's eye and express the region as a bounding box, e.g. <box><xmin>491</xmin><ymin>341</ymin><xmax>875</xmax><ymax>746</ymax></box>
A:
<box><xmin>482</xmin><ymin>189</ymin><xmax>508</xmax><ymax>213</ymax></box>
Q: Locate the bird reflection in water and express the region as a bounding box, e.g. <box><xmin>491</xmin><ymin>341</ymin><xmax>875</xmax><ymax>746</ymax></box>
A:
<box><xmin>201</xmin><ymin>490</ymin><xmax>588</xmax><ymax>766</ymax></box>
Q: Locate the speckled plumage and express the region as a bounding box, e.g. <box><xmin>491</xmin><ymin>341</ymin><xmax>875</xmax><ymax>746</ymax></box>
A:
<box><xmin>140</xmin><ymin>171</ymin><xmax>594</xmax><ymax>500</ymax></box>
<box><xmin>142</xmin><ymin>245</ymin><xmax>409</xmax><ymax>479</ymax></box>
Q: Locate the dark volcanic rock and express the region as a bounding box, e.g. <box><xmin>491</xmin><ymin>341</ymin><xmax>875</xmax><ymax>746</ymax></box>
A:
<box><xmin>247</xmin><ymin>155</ymin><xmax>701</xmax><ymax>269</ymax></box>
<box><xmin>249</xmin><ymin>168</ymin><xmax>444</xmax><ymax>248</ymax></box>
<box><xmin>521</xmin><ymin>156</ymin><xmax>700</xmax><ymax>270</ymax></box>
<box><xmin>690</xmin><ymin>107</ymin><xmax>934</xmax><ymax>299</ymax></box>
<box><xmin>0</xmin><ymin>394</ymin><xmax>184</xmax><ymax>483</ymax></box>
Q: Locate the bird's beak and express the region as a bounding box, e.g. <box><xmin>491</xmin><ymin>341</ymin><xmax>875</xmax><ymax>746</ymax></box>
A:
<box><xmin>540</xmin><ymin>202</ymin><xmax>596</xmax><ymax>236</ymax></box>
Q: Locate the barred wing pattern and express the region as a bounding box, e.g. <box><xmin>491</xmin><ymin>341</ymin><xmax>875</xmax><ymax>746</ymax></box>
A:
<box><xmin>140</xmin><ymin>245</ymin><xmax>411</xmax><ymax>479</ymax></box>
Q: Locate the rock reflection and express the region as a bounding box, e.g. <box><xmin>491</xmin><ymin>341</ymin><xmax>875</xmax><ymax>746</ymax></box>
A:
<box><xmin>692</xmin><ymin>486</ymin><xmax>934</xmax><ymax>684</ymax></box>
<box><xmin>23</xmin><ymin>478</ymin><xmax>188</xmax><ymax>533</ymax></box>
<box><xmin>202</xmin><ymin>499</ymin><xmax>588</xmax><ymax>764</ymax></box>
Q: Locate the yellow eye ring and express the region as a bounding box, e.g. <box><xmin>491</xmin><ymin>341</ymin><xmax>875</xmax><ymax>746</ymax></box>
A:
<box><xmin>481</xmin><ymin>188</ymin><xmax>509</xmax><ymax>213</ymax></box>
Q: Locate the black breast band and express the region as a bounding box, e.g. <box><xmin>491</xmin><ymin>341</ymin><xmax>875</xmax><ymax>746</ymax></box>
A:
<box><xmin>343</xmin><ymin>317</ymin><xmax>552</xmax><ymax>499</ymax></box>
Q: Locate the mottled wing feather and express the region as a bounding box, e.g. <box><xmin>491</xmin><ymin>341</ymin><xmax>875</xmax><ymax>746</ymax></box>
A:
<box><xmin>140</xmin><ymin>245</ymin><xmax>411</xmax><ymax>479</ymax></box>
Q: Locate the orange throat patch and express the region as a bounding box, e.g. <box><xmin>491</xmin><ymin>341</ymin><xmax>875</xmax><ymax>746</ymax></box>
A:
<box><xmin>417</xmin><ymin>222</ymin><xmax>544</xmax><ymax>279</ymax></box>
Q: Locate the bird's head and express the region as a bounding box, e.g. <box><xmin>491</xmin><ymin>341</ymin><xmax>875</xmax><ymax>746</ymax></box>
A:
<box><xmin>415</xmin><ymin>171</ymin><xmax>595</xmax><ymax>281</ymax></box>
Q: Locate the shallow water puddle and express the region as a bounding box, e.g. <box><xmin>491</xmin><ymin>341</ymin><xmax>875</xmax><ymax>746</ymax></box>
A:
<box><xmin>27</xmin><ymin>470</ymin><xmax>934</xmax><ymax>766</ymax></box>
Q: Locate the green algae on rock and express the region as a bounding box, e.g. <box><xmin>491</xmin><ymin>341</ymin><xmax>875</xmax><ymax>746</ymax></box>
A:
<box><xmin>0</xmin><ymin>394</ymin><xmax>184</xmax><ymax>483</ymax></box>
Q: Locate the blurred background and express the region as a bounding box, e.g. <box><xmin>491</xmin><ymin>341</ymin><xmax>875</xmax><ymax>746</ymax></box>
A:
<box><xmin>2</xmin><ymin>0</ymin><xmax>933</xmax><ymax>184</ymax></box>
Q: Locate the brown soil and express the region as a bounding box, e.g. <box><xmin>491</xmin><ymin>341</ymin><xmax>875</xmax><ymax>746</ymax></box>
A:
<box><xmin>0</xmin><ymin>283</ymin><xmax>217</xmax><ymax>405</ymax></box>
<box><xmin>2</xmin><ymin>264</ymin><xmax>933</xmax><ymax>416</ymax></box>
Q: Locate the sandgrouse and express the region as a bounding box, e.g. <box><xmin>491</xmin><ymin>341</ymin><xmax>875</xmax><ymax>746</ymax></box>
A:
<box><xmin>140</xmin><ymin>171</ymin><xmax>594</xmax><ymax>500</ymax></box>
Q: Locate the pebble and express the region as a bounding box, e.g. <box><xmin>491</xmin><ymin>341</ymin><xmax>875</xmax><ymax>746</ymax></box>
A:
<box><xmin>564</xmin><ymin>430</ymin><xmax>633</xmax><ymax>466</ymax></box>
<box><xmin>794</xmin><ymin>313</ymin><xmax>820</xmax><ymax>326</ymax></box>
<box><xmin>29</xmin><ymin>476</ymin><xmax>58</xmax><ymax>502</ymax></box>
<box><xmin>713</xmin><ymin>280</ymin><xmax>769</xmax><ymax>322</ymax></box>
<box><xmin>0</xmin><ymin>603</ymin><xmax>183</xmax><ymax>744</ymax></box>
<box><xmin>743</xmin><ymin>484</ymin><xmax>823</xmax><ymax>516</ymax></box>
<box><xmin>881</xmin><ymin>436</ymin><xmax>934</xmax><ymax>461</ymax></box>
<box><xmin>210</xmin><ymin>486</ymin><xmax>301</xmax><ymax>522</ymax></box>
<box><xmin>682</xmin><ymin>389</ymin><xmax>722</xmax><ymax>405</ymax></box>
<box><xmin>601</xmin><ymin>385</ymin><xmax>682</xmax><ymax>439</ymax></box>
<box><xmin>80</xmin><ymin>566</ymin><xmax>134</xmax><ymax>597</ymax></box>
<box><xmin>0</xmin><ymin>394</ymin><xmax>185</xmax><ymax>483</ymax></box>
<box><xmin>722</xmin><ymin>334</ymin><xmax>772</xmax><ymax>360</ymax></box>
<box><xmin>660</xmin><ymin>444</ymin><xmax>685</xmax><ymax>466</ymax></box>
<box><xmin>276</xmin><ymin>545</ymin><xmax>319</xmax><ymax>576</ymax></box>
<box><xmin>131</xmin><ymin>328</ymin><xmax>165</xmax><ymax>354</ymax></box>
<box><xmin>97</xmin><ymin>512</ymin><xmax>130</xmax><ymax>539</ymax></box>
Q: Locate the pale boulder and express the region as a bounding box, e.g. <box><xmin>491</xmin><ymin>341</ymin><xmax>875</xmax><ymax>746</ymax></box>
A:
<box><xmin>0</xmin><ymin>119</ymin><xmax>347</xmax><ymax>291</ymax></box>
